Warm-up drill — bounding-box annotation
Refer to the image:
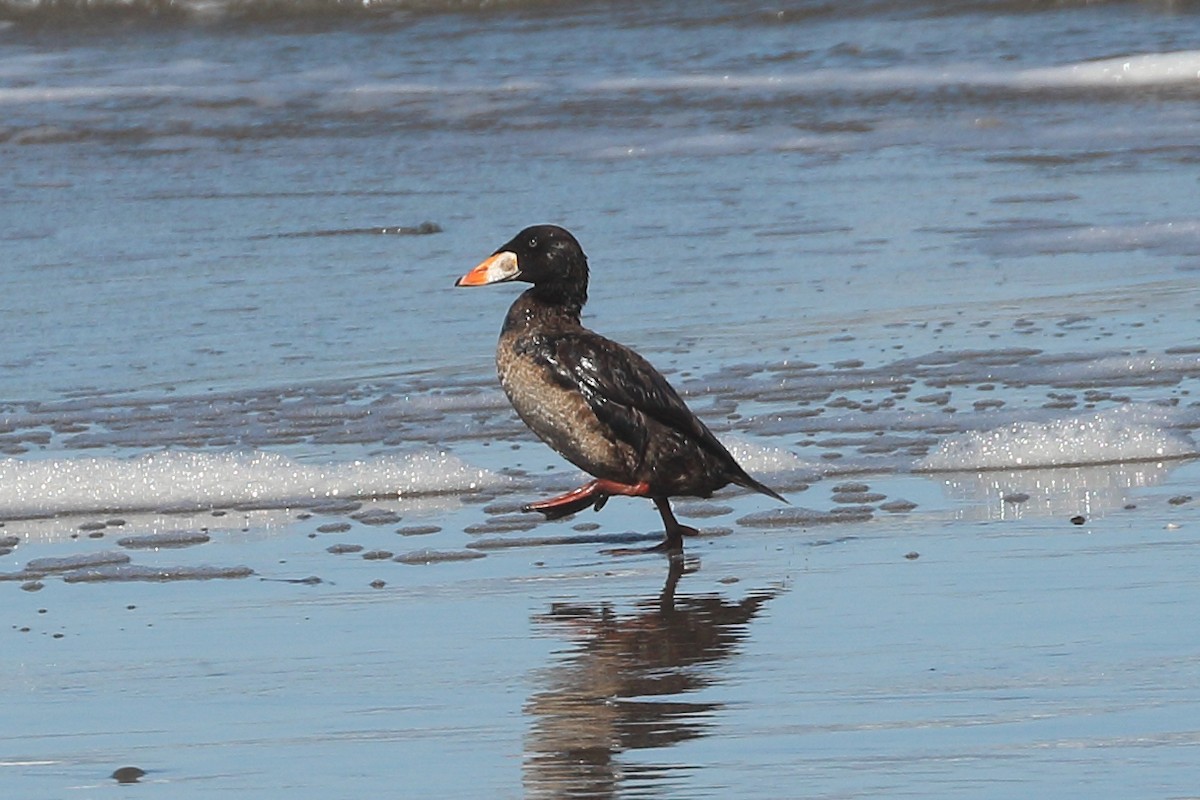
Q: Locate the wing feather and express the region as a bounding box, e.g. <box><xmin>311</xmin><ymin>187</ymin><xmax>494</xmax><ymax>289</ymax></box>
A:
<box><xmin>547</xmin><ymin>332</ymin><xmax>733</xmax><ymax>461</ymax></box>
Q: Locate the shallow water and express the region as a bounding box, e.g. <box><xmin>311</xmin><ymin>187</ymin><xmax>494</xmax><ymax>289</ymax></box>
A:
<box><xmin>3</xmin><ymin>0</ymin><xmax>1200</xmax><ymax>797</ymax></box>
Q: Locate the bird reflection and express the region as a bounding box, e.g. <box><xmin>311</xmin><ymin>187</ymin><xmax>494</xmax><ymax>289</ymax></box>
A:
<box><xmin>525</xmin><ymin>560</ymin><xmax>780</xmax><ymax>798</ymax></box>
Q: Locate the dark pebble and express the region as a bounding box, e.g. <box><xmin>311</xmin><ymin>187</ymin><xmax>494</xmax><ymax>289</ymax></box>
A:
<box><xmin>1070</xmin><ymin>515</ymin><xmax>1086</xmax><ymax>525</ymax></box>
<box><xmin>904</xmin><ymin>551</ymin><xmax>920</xmax><ymax>560</ymax></box>
<box><xmin>112</xmin><ymin>766</ymin><xmax>146</xmax><ymax>784</ymax></box>
<box><xmin>1168</xmin><ymin>495</ymin><xmax>1192</xmax><ymax>506</ymax></box>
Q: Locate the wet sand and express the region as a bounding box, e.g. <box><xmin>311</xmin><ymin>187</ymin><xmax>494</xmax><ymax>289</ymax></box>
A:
<box><xmin>3</xmin><ymin>2</ymin><xmax>1200</xmax><ymax>795</ymax></box>
<box><xmin>4</xmin><ymin>458</ymin><xmax>1199</xmax><ymax>798</ymax></box>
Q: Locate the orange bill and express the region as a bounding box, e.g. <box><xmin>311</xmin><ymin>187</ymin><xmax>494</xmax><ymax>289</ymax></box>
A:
<box><xmin>455</xmin><ymin>251</ymin><xmax>520</xmax><ymax>287</ymax></box>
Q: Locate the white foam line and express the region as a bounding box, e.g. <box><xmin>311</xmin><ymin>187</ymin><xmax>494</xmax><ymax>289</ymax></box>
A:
<box><xmin>0</xmin><ymin>450</ymin><xmax>507</xmax><ymax>520</ymax></box>
<box><xmin>585</xmin><ymin>50</ymin><xmax>1200</xmax><ymax>93</ymax></box>
<box><xmin>6</xmin><ymin>50</ymin><xmax>1195</xmax><ymax>110</ymax></box>
<box><xmin>917</xmin><ymin>405</ymin><xmax>1197</xmax><ymax>473</ymax></box>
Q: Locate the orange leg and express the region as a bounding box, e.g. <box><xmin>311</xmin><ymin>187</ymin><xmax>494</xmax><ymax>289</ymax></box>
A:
<box><xmin>523</xmin><ymin>479</ymin><xmax>651</xmax><ymax>520</ymax></box>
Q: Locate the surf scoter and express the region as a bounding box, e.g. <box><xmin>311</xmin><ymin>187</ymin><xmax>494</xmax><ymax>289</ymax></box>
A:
<box><xmin>456</xmin><ymin>224</ymin><xmax>785</xmax><ymax>554</ymax></box>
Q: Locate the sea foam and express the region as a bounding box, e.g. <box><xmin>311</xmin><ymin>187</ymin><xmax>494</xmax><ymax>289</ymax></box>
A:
<box><xmin>917</xmin><ymin>405</ymin><xmax>1196</xmax><ymax>472</ymax></box>
<box><xmin>0</xmin><ymin>450</ymin><xmax>505</xmax><ymax>520</ymax></box>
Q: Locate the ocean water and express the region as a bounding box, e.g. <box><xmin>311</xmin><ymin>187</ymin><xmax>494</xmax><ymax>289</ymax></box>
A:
<box><xmin>2</xmin><ymin>1</ymin><xmax>1200</xmax><ymax>797</ymax></box>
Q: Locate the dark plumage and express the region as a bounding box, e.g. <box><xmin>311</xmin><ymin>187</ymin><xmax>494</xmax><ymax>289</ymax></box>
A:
<box><xmin>456</xmin><ymin>224</ymin><xmax>784</xmax><ymax>554</ymax></box>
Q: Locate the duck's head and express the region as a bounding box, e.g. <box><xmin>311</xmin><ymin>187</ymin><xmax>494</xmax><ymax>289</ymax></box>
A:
<box><xmin>456</xmin><ymin>224</ymin><xmax>589</xmax><ymax>309</ymax></box>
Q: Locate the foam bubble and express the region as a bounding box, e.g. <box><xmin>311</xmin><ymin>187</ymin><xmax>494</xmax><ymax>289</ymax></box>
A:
<box><xmin>0</xmin><ymin>450</ymin><xmax>506</xmax><ymax>520</ymax></box>
<box><xmin>917</xmin><ymin>405</ymin><xmax>1197</xmax><ymax>472</ymax></box>
<box><xmin>723</xmin><ymin>438</ymin><xmax>813</xmax><ymax>475</ymax></box>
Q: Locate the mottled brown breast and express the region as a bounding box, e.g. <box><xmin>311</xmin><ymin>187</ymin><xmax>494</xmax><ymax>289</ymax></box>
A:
<box><xmin>497</xmin><ymin>330</ymin><xmax>637</xmax><ymax>482</ymax></box>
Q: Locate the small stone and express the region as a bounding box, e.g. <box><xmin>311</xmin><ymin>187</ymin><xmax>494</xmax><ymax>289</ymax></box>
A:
<box><xmin>112</xmin><ymin>766</ymin><xmax>146</xmax><ymax>784</ymax></box>
<box><xmin>1069</xmin><ymin>515</ymin><xmax>1086</xmax><ymax>525</ymax></box>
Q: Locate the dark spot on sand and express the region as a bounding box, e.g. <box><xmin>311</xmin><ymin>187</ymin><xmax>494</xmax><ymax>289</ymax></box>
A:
<box><xmin>112</xmin><ymin>766</ymin><xmax>146</xmax><ymax>784</ymax></box>
<box><xmin>481</xmin><ymin>500</ymin><xmax>527</xmax><ymax>515</ymax></box>
<box><xmin>736</xmin><ymin>506</ymin><xmax>873</xmax><ymax>528</ymax></box>
<box><xmin>468</xmin><ymin>531</ymin><xmax>658</xmax><ymax>550</ymax></box>
<box><xmin>394</xmin><ymin>548</ymin><xmax>487</xmax><ymax>564</ymax></box>
<box><xmin>351</xmin><ymin>508</ymin><xmax>402</xmax><ymax>526</ymax></box>
<box><xmin>396</xmin><ymin>525</ymin><xmax>442</xmax><ymax>536</ymax></box>
<box><xmin>833</xmin><ymin>491</ymin><xmax>886</xmax><ymax>504</ymax></box>
<box><xmin>27</xmin><ymin>551</ymin><xmax>131</xmax><ymax>574</ymax></box>
<box><xmin>117</xmin><ymin>531</ymin><xmax>211</xmax><ymax>549</ymax></box>
<box><xmin>312</xmin><ymin>500</ymin><xmax>363</xmax><ymax>515</ymax></box>
<box><xmin>64</xmin><ymin>565</ymin><xmax>254</xmax><ymax>583</ymax></box>
<box><xmin>674</xmin><ymin>502</ymin><xmax>734</xmax><ymax>518</ymax></box>
<box><xmin>465</xmin><ymin>515</ymin><xmax>539</xmax><ymax>535</ymax></box>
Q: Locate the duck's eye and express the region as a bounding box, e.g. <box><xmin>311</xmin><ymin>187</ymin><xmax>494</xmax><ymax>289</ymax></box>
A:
<box><xmin>528</xmin><ymin>237</ymin><xmax>538</xmax><ymax>249</ymax></box>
